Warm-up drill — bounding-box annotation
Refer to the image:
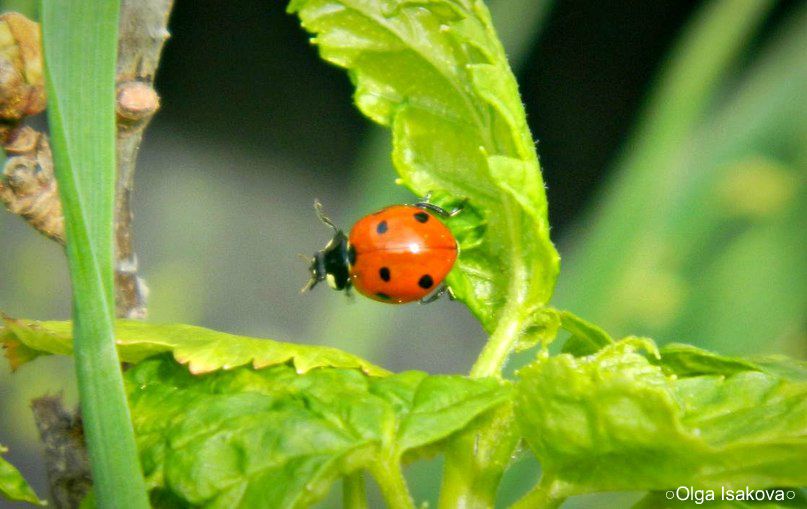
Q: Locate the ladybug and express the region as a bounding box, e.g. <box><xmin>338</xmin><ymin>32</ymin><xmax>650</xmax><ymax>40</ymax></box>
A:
<box><xmin>303</xmin><ymin>194</ymin><xmax>462</xmax><ymax>303</ymax></box>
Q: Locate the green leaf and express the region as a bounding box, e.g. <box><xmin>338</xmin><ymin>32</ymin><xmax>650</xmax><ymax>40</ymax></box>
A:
<box><xmin>0</xmin><ymin>316</ymin><xmax>388</xmax><ymax>376</ymax></box>
<box><xmin>126</xmin><ymin>356</ymin><xmax>508</xmax><ymax>508</ymax></box>
<box><xmin>0</xmin><ymin>445</ymin><xmax>44</xmax><ymax>506</ymax></box>
<box><xmin>751</xmin><ymin>357</ymin><xmax>807</xmax><ymax>382</ymax></box>
<box><xmin>558</xmin><ymin>309</ymin><xmax>614</xmax><ymax>356</ymax></box>
<box><xmin>655</xmin><ymin>343</ymin><xmax>761</xmax><ymax>377</ymax></box>
<box><xmin>395</xmin><ymin>375</ymin><xmax>511</xmax><ymax>454</ymax></box>
<box><xmin>513</xmin><ymin>307</ymin><xmax>613</xmax><ymax>355</ymax></box>
<box><xmin>515</xmin><ymin>307</ymin><xmax>561</xmax><ymax>353</ymax></box>
<box><xmin>515</xmin><ymin>339</ymin><xmax>807</xmax><ymax>496</ymax></box>
<box><xmin>0</xmin><ymin>317</ymin><xmax>42</xmax><ymax>371</ymax></box>
<box><xmin>40</xmin><ymin>0</ymin><xmax>148</xmax><ymax>506</ymax></box>
<box><xmin>288</xmin><ymin>0</ymin><xmax>559</xmax><ymax>344</ymax></box>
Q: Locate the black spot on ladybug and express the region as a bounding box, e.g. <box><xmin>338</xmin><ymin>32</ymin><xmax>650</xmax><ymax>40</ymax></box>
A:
<box><xmin>375</xmin><ymin>292</ymin><xmax>391</xmax><ymax>300</ymax></box>
<box><xmin>379</xmin><ymin>267</ymin><xmax>391</xmax><ymax>282</ymax></box>
<box><xmin>414</xmin><ymin>212</ymin><xmax>429</xmax><ymax>223</ymax></box>
<box><xmin>376</xmin><ymin>220</ymin><xmax>388</xmax><ymax>234</ymax></box>
<box><xmin>347</xmin><ymin>245</ymin><xmax>357</xmax><ymax>265</ymax></box>
<box><xmin>418</xmin><ymin>274</ymin><xmax>434</xmax><ymax>289</ymax></box>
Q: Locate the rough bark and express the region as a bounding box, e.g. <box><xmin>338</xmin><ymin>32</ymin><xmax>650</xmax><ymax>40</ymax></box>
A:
<box><xmin>30</xmin><ymin>396</ymin><xmax>91</xmax><ymax>509</ymax></box>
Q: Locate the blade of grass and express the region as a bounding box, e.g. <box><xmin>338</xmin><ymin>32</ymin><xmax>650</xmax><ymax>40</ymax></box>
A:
<box><xmin>549</xmin><ymin>0</ymin><xmax>807</xmax><ymax>359</ymax></box>
<box><xmin>552</xmin><ymin>0</ymin><xmax>774</xmax><ymax>330</ymax></box>
<box><xmin>657</xmin><ymin>4</ymin><xmax>807</xmax><ymax>354</ymax></box>
<box><xmin>40</xmin><ymin>1</ymin><xmax>148</xmax><ymax>507</ymax></box>
<box><xmin>0</xmin><ymin>0</ymin><xmax>37</xmax><ymax>18</ymax></box>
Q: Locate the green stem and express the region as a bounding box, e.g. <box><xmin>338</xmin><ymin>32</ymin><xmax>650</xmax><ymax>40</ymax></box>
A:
<box><xmin>438</xmin><ymin>407</ymin><xmax>519</xmax><ymax>509</ymax></box>
<box><xmin>369</xmin><ymin>459</ymin><xmax>415</xmax><ymax>509</ymax></box>
<box><xmin>510</xmin><ymin>473</ymin><xmax>570</xmax><ymax>509</ymax></box>
<box><xmin>470</xmin><ymin>306</ymin><xmax>524</xmax><ymax>378</ymax></box>
<box><xmin>343</xmin><ymin>472</ymin><xmax>369</xmax><ymax>509</ymax></box>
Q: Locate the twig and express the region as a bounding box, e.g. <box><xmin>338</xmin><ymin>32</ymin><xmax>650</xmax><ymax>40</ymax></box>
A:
<box><xmin>30</xmin><ymin>396</ymin><xmax>92</xmax><ymax>509</ymax></box>
<box><xmin>113</xmin><ymin>0</ymin><xmax>173</xmax><ymax>318</ymax></box>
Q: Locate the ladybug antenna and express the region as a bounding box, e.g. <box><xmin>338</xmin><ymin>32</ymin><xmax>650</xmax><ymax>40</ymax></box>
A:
<box><xmin>313</xmin><ymin>199</ymin><xmax>339</xmax><ymax>233</ymax></box>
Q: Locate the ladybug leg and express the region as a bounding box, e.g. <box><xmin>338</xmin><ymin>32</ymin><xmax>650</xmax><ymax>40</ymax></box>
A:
<box><xmin>419</xmin><ymin>283</ymin><xmax>452</xmax><ymax>304</ymax></box>
<box><xmin>419</xmin><ymin>290</ymin><xmax>441</xmax><ymax>304</ymax></box>
<box><xmin>343</xmin><ymin>280</ymin><xmax>356</xmax><ymax>302</ymax></box>
<box><xmin>446</xmin><ymin>198</ymin><xmax>467</xmax><ymax>218</ymax></box>
<box><xmin>414</xmin><ymin>195</ymin><xmax>467</xmax><ymax>218</ymax></box>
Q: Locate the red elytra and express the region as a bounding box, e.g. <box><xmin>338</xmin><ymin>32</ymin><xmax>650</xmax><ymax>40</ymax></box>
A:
<box><xmin>303</xmin><ymin>202</ymin><xmax>459</xmax><ymax>304</ymax></box>
<box><xmin>348</xmin><ymin>205</ymin><xmax>457</xmax><ymax>303</ymax></box>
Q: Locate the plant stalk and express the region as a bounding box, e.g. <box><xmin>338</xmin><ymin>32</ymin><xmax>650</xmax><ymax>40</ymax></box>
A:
<box><xmin>510</xmin><ymin>473</ymin><xmax>570</xmax><ymax>509</ymax></box>
<box><xmin>343</xmin><ymin>472</ymin><xmax>369</xmax><ymax>509</ymax></box>
<box><xmin>438</xmin><ymin>406</ymin><xmax>519</xmax><ymax>509</ymax></box>
<box><xmin>369</xmin><ymin>459</ymin><xmax>415</xmax><ymax>509</ymax></box>
<box><xmin>470</xmin><ymin>306</ymin><xmax>525</xmax><ymax>378</ymax></box>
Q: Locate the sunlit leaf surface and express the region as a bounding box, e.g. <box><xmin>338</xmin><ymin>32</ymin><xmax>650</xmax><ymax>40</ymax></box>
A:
<box><xmin>0</xmin><ymin>316</ymin><xmax>388</xmax><ymax>376</ymax></box>
<box><xmin>129</xmin><ymin>356</ymin><xmax>507</xmax><ymax>507</ymax></box>
<box><xmin>515</xmin><ymin>339</ymin><xmax>807</xmax><ymax>495</ymax></box>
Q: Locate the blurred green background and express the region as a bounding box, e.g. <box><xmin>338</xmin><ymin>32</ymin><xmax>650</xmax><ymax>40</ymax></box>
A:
<box><xmin>1</xmin><ymin>0</ymin><xmax>804</xmax><ymax>507</ymax></box>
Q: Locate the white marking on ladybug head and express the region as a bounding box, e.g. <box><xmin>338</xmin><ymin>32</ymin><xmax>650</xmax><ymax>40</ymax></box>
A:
<box><xmin>326</xmin><ymin>273</ymin><xmax>337</xmax><ymax>289</ymax></box>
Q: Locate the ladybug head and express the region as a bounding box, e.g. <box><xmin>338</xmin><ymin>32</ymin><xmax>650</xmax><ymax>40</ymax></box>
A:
<box><xmin>301</xmin><ymin>201</ymin><xmax>351</xmax><ymax>293</ymax></box>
